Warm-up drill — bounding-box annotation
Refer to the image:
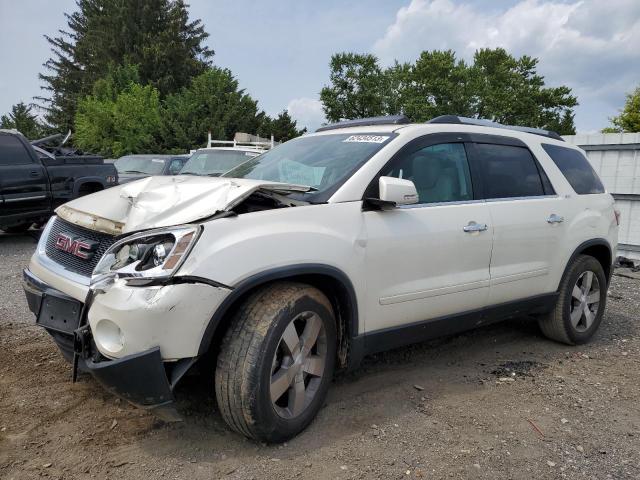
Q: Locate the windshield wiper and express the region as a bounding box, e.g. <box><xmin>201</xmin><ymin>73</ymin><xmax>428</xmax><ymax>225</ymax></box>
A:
<box><xmin>120</xmin><ymin>170</ymin><xmax>148</xmax><ymax>174</ymax></box>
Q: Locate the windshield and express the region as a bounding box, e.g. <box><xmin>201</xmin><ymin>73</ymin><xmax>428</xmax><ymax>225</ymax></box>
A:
<box><xmin>181</xmin><ymin>149</ymin><xmax>259</xmax><ymax>176</ymax></box>
<box><xmin>223</xmin><ymin>133</ymin><xmax>394</xmax><ymax>197</ymax></box>
<box><xmin>115</xmin><ymin>155</ymin><xmax>167</xmax><ymax>175</ymax></box>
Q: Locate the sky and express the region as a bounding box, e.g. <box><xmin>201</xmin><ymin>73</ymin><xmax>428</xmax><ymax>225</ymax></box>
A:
<box><xmin>0</xmin><ymin>0</ymin><xmax>639</xmax><ymax>134</ymax></box>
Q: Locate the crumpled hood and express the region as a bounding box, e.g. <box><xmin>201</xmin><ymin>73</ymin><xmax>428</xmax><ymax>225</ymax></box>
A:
<box><xmin>55</xmin><ymin>175</ymin><xmax>311</xmax><ymax>235</ymax></box>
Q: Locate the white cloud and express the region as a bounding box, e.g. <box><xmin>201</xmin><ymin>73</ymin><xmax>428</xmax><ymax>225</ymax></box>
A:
<box><xmin>372</xmin><ymin>0</ymin><xmax>640</xmax><ymax>131</ymax></box>
<box><xmin>287</xmin><ymin>97</ymin><xmax>326</xmax><ymax>132</ymax></box>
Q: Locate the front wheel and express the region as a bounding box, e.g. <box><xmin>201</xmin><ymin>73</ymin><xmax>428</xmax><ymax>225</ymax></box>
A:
<box><xmin>538</xmin><ymin>254</ymin><xmax>607</xmax><ymax>345</ymax></box>
<box><xmin>215</xmin><ymin>282</ymin><xmax>336</xmax><ymax>442</ymax></box>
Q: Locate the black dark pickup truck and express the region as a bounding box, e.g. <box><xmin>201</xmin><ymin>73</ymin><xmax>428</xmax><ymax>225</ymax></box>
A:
<box><xmin>0</xmin><ymin>130</ymin><xmax>118</xmax><ymax>233</ymax></box>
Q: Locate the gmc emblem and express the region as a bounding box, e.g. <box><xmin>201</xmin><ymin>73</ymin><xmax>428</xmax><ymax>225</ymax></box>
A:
<box><xmin>54</xmin><ymin>233</ymin><xmax>98</xmax><ymax>260</ymax></box>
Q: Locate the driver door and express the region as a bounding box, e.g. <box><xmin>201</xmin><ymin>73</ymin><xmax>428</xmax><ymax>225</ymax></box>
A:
<box><xmin>0</xmin><ymin>132</ymin><xmax>50</xmax><ymax>219</ymax></box>
<box><xmin>363</xmin><ymin>139</ymin><xmax>493</xmax><ymax>334</ymax></box>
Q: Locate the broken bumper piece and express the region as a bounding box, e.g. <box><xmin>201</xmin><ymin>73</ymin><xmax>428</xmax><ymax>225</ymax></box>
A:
<box><xmin>23</xmin><ymin>267</ymin><xmax>184</xmax><ymax>422</ymax></box>
<box><xmin>84</xmin><ymin>346</ymin><xmax>181</xmax><ymax>422</ymax></box>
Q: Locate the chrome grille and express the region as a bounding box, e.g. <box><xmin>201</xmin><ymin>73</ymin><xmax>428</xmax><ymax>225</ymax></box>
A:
<box><xmin>45</xmin><ymin>217</ymin><xmax>115</xmax><ymax>277</ymax></box>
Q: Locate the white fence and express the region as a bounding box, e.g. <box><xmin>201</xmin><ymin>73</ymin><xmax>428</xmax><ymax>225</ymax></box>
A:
<box><xmin>563</xmin><ymin>133</ymin><xmax>640</xmax><ymax>260</ymax></box>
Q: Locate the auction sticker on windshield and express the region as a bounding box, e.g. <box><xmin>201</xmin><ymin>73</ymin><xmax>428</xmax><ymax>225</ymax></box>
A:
<box><xmin>343</xmin><ymin>135</ymin><xmax>389</xmax><ymax>143</ymax></box>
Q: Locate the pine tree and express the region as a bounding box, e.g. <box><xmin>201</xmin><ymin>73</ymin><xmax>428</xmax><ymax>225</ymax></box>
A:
<box><xmin>0</xmin><ymin>102</ymin><xmax>46</xmax><ymax>139</ymax></box>
<box><xmin>258</xmin><ymin>110</ymin><xmax>307</xmax><ymax>142</ymax></box>
<box><xmin>38</xmin><ymin>0</ymin><xmax>214</xmax><ymax>131</ymax></box>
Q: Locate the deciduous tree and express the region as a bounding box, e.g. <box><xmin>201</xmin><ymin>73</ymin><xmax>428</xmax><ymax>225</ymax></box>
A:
<box><xmin>161</xmin><ymin>68</ymin><xmax>263</xmax><ymax>151</ymax></box>
<box><xmin>320</xmin><ymin>48</ymin><xmax>578</xmax><ymax>134</ymax></box>
<box><xmin>603</xmin><ymin>86</ymin><xmax>640</xmax><ymax>133</ymax></box>
<box><xmin>75</xmin><ymin>65</ymin><xmax>163</xmax><ymax>157</ymax></box>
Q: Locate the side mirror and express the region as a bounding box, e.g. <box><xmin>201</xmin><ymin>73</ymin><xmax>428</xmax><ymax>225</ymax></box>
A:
<box><xmin>380</xmin><ymin>175</ymin><xmax>418</xmax><ymax>204</ymax></box>
<box><xmin>365</xmin><ymin>176</ymin><xmax>418</xmax><ymax>210</ymax></box>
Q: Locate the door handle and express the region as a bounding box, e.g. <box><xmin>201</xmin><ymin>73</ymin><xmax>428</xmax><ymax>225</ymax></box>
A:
<box><xmin>463</xmin><ymin>221</ymin><xmax>488</xmax><ymax>233</ymax></box>
<box><xmin>547</xmin><ymin>214</ymin><xmax>564</xmax><ymax>224</ymax></box>
<box><xmin>30</xmin><ymin>171</ymin><xmax>40</xmax><ymax>177</ymax></box>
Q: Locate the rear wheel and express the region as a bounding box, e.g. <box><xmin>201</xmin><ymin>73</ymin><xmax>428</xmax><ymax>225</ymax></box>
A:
<box><xmin>215</xmin><ymin>282</ymin><xmax>336</xmax><ymax>442</ymax></box>
<box><xmin>538</xmin><ymin>254</ymin><xmax>607</xmax><ymax>345</ymax></box>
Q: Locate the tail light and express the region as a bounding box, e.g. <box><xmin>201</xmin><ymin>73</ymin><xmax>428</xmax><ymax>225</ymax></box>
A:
<box><xmin>614</xmin><ymin>209</ymin><xmax>621</xmax><ymax>226</ymax></box>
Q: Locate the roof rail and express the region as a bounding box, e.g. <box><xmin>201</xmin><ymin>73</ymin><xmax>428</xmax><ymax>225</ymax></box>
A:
<box><xmin>316</xmin><ymin>115</ymin><xmax>410</xmax><ymax>132</ymax></box>
<box><xmin>427</xmin><ymin>115</ymin><xmax>564</xmax><ymax>141</ymax></box>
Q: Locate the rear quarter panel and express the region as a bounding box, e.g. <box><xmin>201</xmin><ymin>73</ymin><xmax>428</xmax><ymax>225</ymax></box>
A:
<box><xmin>529</xmin><ymin>141</ymin><xmax>617</xmax><ymax>289</ymax></box>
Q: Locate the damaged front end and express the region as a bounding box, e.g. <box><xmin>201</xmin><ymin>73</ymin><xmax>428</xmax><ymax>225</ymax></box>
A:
<box><xmin>73</xmin><ymin>321</ymin><xmax>194</xmax><ymax>422</ymax></box>
<box><xmin>23</xmin><ymin>269</ymin><xmax>195</xmax><ymax>421</ymax></box>
<box><xmin>25</xmin><ymin>176</ymin><xmax>311</xmax><ymax>420</ymax></box>
<box><xmin>55</xmin><ymin>175</ymin><xmax>313</xmax><ymax>235</ymax></box>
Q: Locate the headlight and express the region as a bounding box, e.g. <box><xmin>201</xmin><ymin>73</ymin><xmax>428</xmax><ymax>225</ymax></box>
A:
<box><xmin>92</xmin><ymin>225</ymin><xmax>200</xmax><ymax>284</ymax></box>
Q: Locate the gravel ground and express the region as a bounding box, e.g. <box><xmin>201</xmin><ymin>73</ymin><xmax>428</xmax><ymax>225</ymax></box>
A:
<box><xmin>1</xmin><ymin>231</ymin><xmax>639</xmax><ymax>479</ymax></box>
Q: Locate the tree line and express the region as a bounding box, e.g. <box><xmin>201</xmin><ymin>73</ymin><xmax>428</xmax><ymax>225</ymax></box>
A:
<box><xmin>1</xmin><ymin>0</ymin><xmax>304</xmax><ymax>156</ymax></box>
<box><xmin>1</xmin><ymin>0</ymin><xmax>638</xmax><ymax>157</ymax></box>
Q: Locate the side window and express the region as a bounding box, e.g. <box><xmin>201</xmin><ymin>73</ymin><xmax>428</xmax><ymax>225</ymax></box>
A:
<box><xmin>382</xmin><ymin>143</ymin><xmax>473</xmax><ymax>204</ymax></box>
<box><xmin>474</xmin><ymin>143</ymin><xmax>545</xmax><ymax>199</ymax></box>
<box><xmin>542</xmin><ymin>144</ymin><xmax>605</xmax><ymax>194</ymax></box>
<box><xmin>168</xmin><ymin>159</ymin><xmax>183</xmax><ymax>175</ymax></box>
<box><xmin>0</xmin><ymin>134</ymin><xmax>34</xmax><ymax>165</ymax></box>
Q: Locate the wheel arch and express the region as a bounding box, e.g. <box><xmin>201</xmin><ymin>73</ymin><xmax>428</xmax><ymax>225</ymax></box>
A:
<box><xmin>197</xmin><ymin>264</ymin><xmax>359</xmax><ymax>369</ymax></box>
<box><xmin>73</xmin><ymin>178</ymin><xmax>106</xmax><ymax>197</ymax></box>
<box><xmin>560</xmin><ymin>238</ymin><xmax>613</xmax><ymax>289</ymax></box>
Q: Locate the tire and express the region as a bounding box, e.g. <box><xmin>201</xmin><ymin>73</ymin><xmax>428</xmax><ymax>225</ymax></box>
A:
<box><xmin>538</xmin><ymin>254</ymin><xmax>607</xmax><ymax>345</ymax></box>
<box><xmin>215</xmin><ymin>282</ymin><xmax>337</xmax><ymax>442</ymax></box>
<box><xmin>1</xmin><ymin>222</ymin><xmax>32</xmax><ymax>234</ymax></box>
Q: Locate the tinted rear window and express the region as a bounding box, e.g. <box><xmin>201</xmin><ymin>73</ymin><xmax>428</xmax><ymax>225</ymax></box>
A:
<box><xmin>542</xmin><ymin>144</ymin><xmax>605</xmax><ymax>194</ymax></box>
<box><xmin>474</xmin><ymin>143</ymin><xmax>545</xmax><ymax>199</ymax></box>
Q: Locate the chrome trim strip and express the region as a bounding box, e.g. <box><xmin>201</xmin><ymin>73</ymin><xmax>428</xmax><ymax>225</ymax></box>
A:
<box><xmin>379</xmin><ymin>279</ymin><xmax>490</xmax><ymax>305</ymax></box>
<box><xmin>34</xmin><ymin>253</ymin><xmax>91</xmax><ymax>287</ymax></box>
<box><xmin>396</xmin><ymin>194</ymin><xmax>560</xmax><ymax>209</ymax></box>
<box><xmin>4</xmin><ymin>195</ymin><xmax>47</xmax><ymax>203</ymax></box>
<box><xmin>398</xmin><ymin>199</ymin><xmax>485</xmax><ymax>209</ymax></box>
<box><xmin>490</xmin><ymin>268</ymin><xmax>549</xmax><ymax>286</ymax></box>
<box><xmin>35</xmin><ymin>217</ymin><xmax>91</xmax><ymax>287</ymax></box>
<box><xmin>485</xmin><ymin>194</ymin><xmax>559</xmax><ymax>203</ymax></box>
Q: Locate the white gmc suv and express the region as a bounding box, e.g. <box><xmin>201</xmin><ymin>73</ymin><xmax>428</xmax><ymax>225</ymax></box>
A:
<box><xmin>23</xmin><ymin>115</ymin><xmax>618</xmax><ymax>442</ymax></box>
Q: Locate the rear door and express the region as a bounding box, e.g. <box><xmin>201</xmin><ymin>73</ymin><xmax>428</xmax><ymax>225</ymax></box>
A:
<box><xmin>0</xmin><ymin>132</ymin><xmax>50</xmax><ymax>218</ymax></box>
<box><xmin>468</xmin><ymin>138</ymin><xmax>568</xmax><ymax>305</ymax></box>
<box><xmin>363</xmin><ymin>135</ymin><xmax>493</xmax><ymax>333</ymax></box>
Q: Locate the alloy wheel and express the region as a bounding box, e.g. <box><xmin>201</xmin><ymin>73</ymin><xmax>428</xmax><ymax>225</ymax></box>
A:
<box><xmin>270</xmin><ymin>311</ymin><xmax>327</xmax><ymax>419</ymax></box>
<box><xmin>570</xmin><ymin>270</ymin><xmax>601</xmax><ymax>332</ymax></box>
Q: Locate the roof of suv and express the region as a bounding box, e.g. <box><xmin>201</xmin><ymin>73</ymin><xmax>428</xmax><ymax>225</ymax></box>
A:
<box><xmin>312</xmin><ymin>115</ymin><xmax>568</xmax><ymax>147</ymax></box>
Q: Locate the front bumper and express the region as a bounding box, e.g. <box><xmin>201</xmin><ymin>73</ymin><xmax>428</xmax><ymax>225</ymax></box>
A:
<box><xmin>22</xmin><ymin>268</ymin><xmax>191</xmax><ymax>420</ymax></box>
<box><xmin>84</xmin><ymin>345</ymin><xmax>182</xmax><ymax>421</ymax></box>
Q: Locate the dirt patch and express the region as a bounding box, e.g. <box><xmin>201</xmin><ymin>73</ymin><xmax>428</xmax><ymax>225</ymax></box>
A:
<box><xmin>1</xmin><ymin>233</ymin><xmax>640</xmax><ymax>479</ymax></box>
<box><xmin>490</xmin><ymin>360</ymin><xmax>546</xmax><ymax>378</ymax></box>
